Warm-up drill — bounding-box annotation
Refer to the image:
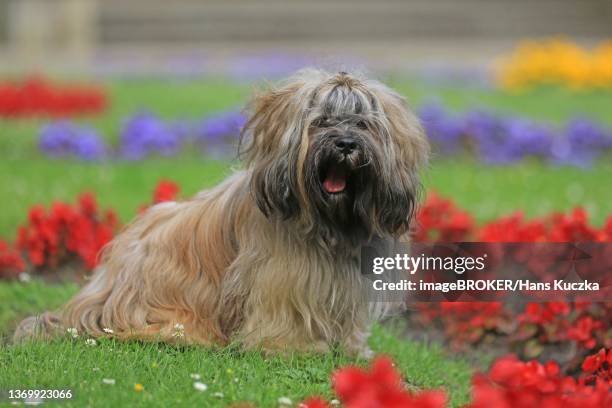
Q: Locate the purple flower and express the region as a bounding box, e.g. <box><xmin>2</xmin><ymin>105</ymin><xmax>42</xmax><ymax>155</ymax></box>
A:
<box><xmin>470</xmin><ymin>117</ymin><xmax>553</xmax><ymax>164</ymax></box>
<box><xmin>73</xmin><ymin>130</ymin><xmax>107</xmax><ymax>160</ymax></box>
<box><xmin>197</xmin><ymin>110</ymin><xmax>247</xmax><ymax>154</ymax></box>
<box><xmin>38</xmin><ymin>122</ymin><xmax>106</xmax><ymax>160</ymax></box>
<box><xmin>37</xmin><ymin>105</ymin><xmax>611</xmax><ymax>166</ymax></box>
<box><xmin>39</xmin><ymin>122</ymin><xmax>78</xmax><ymax>157</ymax></box>
<box><xmin>502</xmin><ymin>119</ymin><xmax>553</xmax><ymax>161</ymax></box>
<box><xmin>551</xmin><ymin>118</ymin><xmax>612</xmax><ymax>166</ymax></box>
<box><xmin>464</xmin><ymin>111</ymin><xmax>510</xmax><ymax>163</ymax></box>
<box><xmin>120</xmin><ymin>112</ymin><xmax>181</xmax><ymax>159</ymax></box>
<box><xmin>418</xmin><ymin>105</ymin><xmax>612</xmax><ymax>167</ymax></box>
<box><xmin>418</xmin><ymin>103</ymin><xmax>464</xmax><ymax>153</ymax></box>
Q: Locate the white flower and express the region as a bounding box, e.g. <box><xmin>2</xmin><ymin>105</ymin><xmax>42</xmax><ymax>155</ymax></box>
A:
<box><xmin>278</xmin><ymin>396</ymin><xmax>292</xmax><ymax>406</ymax></box>
<box><xmin>102</xmin><ymin>378</ymin><xmax>116</xmax><ymax>385</ymax></box>
<box><xmin>18</xmin><ymin>272</ymin><xmax>31</xmax><ymax>282</ymax></box>
<box><xmin>213</xmin><ymin>392</ymin><xmax>224</xmax><ymax>398</ymax></box>
<box><xmin>66</xmin><ymin>328</ymin><xmax>78</xmax><ymax>338</ymax></box>
<box><xmin>193</xmin><ymin>382</ymin><xmax>207</xmax><ymax>392</ymax></box>
<box><xmin>331</xmin><ymin>399</ymin><xmax>340</xmax><ymax>406</ymax></box>
<box><xmin>190</xmin><ymin>373</ymin><xmax>201</xmax><ymax>380</ymax></box>
<box><xmin>103</xmin><ymin>328</ymin><xmax>114</xmax><ymax>334</ymax></box>
<box><xmin>172</xmin><ymin>323</ymin><xmax>185</xmax><ymax>338</ymax></box>
<box><xmin>85</xmin><ymin>338</ymin><xmax>97</xmax><ymax>346</ymax></box>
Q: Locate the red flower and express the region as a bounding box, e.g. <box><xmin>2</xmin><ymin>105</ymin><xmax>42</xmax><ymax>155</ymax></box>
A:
<box><xmin>0</xmin><ymin>240</ymin><xmax>25</xmax><ymax>278</ymax></box>
<box><xmin>567</xmin><ymin>316</ymin><xmax>604</xmax><ymax>349</ymax></box>
<box><xmin>78</xmin><ymin>192</ymin><xmax>98</xmax><ymax>218</ymax></box>
<box><xmin>15</xmin><ymin>193</ymin><xmax>116</xmax><ymax>271</ymax></box>
<box><xmin>581</xmin><ymin>348</ymin><xmax>612</xmax><ymax>385</ymax></box>
<box><xmin>153</xmin><ymin>179</ymin><xmax>180</xmax><ymax>204</ymax></box>
<box><xmin>414</xmin><ymin>192</ymin><xmax>474</xmax><ymax>242</ymax></box>
<box><xmin>518</xmin><ymin>302</ymin><xmax>570</xmax><ymax>325</ymax></box>
<box><xmin>548</xmin><ymin>208</ymin><xmax>599</xmax><ymax>242</ymax></box>
<box><xmin>0</xmin><ymin>76</ymin><xmax>106</xmax><ymax>118</ymax></box>
<box><xmin>332</xmin><ymin>356</ymin><xmax>447</xmax><ymax>408</ymax></box>
<box><xmin>467</xmin><ymin>355</ymin><xmax>612</xmax><ymax>408</ymax></box>
<box><xmin>477</xmin><ymin>213</ymin><xmax>546</xmax><ymax>242</ymax></box>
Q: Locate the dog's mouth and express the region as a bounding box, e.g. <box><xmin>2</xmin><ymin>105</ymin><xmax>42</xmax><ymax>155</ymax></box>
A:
<box><xmin>321</xmin><ymin>162</ymin><xmax>350</xmax><ymax>194</ymax></box>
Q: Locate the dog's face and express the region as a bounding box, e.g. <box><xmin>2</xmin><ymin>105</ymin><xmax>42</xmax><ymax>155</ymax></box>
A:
<box><xmin>241</xmin><ymin>70</ymin><xmax>429</xmax><ymax>243</ymax></box>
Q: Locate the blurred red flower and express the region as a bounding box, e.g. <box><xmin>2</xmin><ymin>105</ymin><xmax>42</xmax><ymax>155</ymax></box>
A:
<box><xmin>153</xmin><ymin>180</ymin><xmax>180</xmax><ymax>203</ymax></box>
<box><xmin>0</xmin><ymin>76</ymin><xmax>106</xmax><ymax>118</ymax></box>
<box><xmin>16</xmin><ymin>193</ymin><xmax>117</xmax><ymax>271</ymax></box>
<box><xmin>0</xmin><ymin>239</ymin><xmax>25</xmax><ymax>279</ymax></box>
<box><xmin>332</xmin><ymin>356</ymin><xmax>447</xmax><ymax>408</ymax></box>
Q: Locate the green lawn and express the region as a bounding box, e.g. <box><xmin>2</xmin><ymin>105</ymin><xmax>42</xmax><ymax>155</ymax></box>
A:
<box><xmin>0</xmin><ymin>155</ymin><xmax>609</xmax><ymax>237</ymax></box>
<box><xmin>0</xmin><ymin>281</ymin><xmax>472</xmax><ymax>407</ymax></box>
<box><xmin>1</xmin><ymin>77</ymin><xmax>611</xmax><ymax>407</ymax></box>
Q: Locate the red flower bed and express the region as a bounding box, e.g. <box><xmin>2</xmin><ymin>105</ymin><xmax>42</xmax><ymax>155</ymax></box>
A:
<box><xmin>468</xmin><ymin>354</ymin><xmax>612</xmax><ymax>407</ymax></box>
<box><xmin>16</xmin><ymin>193</ymin><xmax>117</xmax><ymax>271</ymax></box>
<box><xmin>302</xmin><ymin>356</ymin><xmax>447</xmax><ymax>408</ymax></box>
<box><xmin>301</xmin><ymin>353</ymin><xmax>611</xmax><ymax>408</ymax></box>
<box><xmin>0</xmin><ymin>184</ymin><xmax>610</xmax><ymax>405</ymax></box>
<box><xmin>0</xmin><ymin>77</ymin><xmax>107</xmax><ymax>118</ymax></box>
<box><xmin>415</xmin><ymin>193</ymin><xmax>612</xmax><ymax>243</ymax></box>
<box><xmin>410</xmin><ymin>193</ymin><xmax>612</xmax><ymax>370</ymax></box>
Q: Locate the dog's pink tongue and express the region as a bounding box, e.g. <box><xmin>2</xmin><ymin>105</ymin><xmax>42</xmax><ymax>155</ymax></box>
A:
<box><xmin>323</xmin><ymin>166</ymin><xmax>347</xmax><ymax>193</ymax></box>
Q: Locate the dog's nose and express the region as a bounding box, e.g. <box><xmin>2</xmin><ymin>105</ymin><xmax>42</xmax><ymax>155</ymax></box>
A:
<box><xmin>334</xmin><ymin>137</ymin><xmax>357</xmax><ymax>154</ymax></box>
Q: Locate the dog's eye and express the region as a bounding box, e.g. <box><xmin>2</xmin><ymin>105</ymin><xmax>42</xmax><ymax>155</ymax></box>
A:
<box><xmin>355</xmin><ymin>120</ymin><xmax>368</xmax><ymax>130</ymax></box>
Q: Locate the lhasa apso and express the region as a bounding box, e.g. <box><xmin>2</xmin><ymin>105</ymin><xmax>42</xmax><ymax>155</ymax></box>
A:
<box><xmin>15</xmin><ymin>69</ymin><xmax>428</xmax><ymax>355</ymax></box>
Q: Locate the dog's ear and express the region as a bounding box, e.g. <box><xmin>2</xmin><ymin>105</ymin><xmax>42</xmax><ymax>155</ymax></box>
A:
<box><xmin>369</xmin><ymin>86</ymin><xmax>430</xmax><ymax>235</ymax></box>
<box><xmin>240</xmin><ymin>83</ymin><xmax>304</xmax><ymax>219</ymax></box>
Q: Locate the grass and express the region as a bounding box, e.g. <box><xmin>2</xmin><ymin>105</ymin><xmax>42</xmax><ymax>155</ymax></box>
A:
<box><xmin>0</xmin><ymin>155</ymin><xmax>609</xmax><ymax>237</ymax></box>
<box><xmin>0</xmin><ymin>281</ymin><xmax>472</xmax><ymax>407</ymax></box>
<box><xmin>1</xmin><ymin>77</ymin><xmax>611</xmax><ymax>406</ymax></box>
<box><xmin>0</xmin><ymin>77</ymin><xmax>610</xmax><ymax>236</ymax></box>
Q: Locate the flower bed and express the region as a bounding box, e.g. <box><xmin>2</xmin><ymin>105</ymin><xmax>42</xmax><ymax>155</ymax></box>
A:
<box><xmin>298</xmin><ymin>353</ymin><xmax>611</xmax><ymax>407</ymax></box>
<box><xmin>38</xmin><ymin>111</ymin><xmax>246</xmax><ymax>161</ymax></box>
<box><xmin>1</xmin><ymin>183</ymin><xmax>610</xmax><ymax>406</ymax></box>
<box><xmin>419</xmin><ymin>104</ymin><xmax>612</xmax><ymax>166</ymax></box>
<box><xmin>2</xmin><ymin>183</ymin><xmax>610</xmax><ymax>278</ymax></box>
<box><xmin>37</xmin><ymin>107</ymin><xmax>612</xmax><ymax>166</ymax></box>
<box><xmin>497</xmin><ymin>38</ymin><xmax>612</xmax><ymax>90</ymax></box>
<box><xmin>0</xmin><ymin>77</ymin><xmax>107</xmax><ymax>118</ymax></box>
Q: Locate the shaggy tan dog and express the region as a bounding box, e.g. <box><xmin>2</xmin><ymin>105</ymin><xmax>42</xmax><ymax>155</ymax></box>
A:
<box><xmin>15</xmin><ymin>69</ymin><xmax>428</xmax><ymax>355</ymax></box>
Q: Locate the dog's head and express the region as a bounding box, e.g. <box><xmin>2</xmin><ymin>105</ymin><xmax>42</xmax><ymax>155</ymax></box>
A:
<box><xmin>240</xmin><ymin>69</ymin><xmax>429</xmax><ymax>242</ymax></box>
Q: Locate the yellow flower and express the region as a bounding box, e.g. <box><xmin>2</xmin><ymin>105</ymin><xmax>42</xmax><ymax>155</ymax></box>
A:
<box><xmin>497</xmin><ymin>38</ymin><xmax>612</xmax><ymax>90</ymax></box>
<box><xmin>134</xmin><ymin>383</ymin><xmax>144</xmax><ymax>392</ymax></box>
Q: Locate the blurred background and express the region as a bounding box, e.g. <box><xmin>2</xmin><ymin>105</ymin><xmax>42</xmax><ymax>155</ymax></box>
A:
<box><xmin>1</xmin><ymin>0</ymin><xmax>612</xmax><ymax>75</ymax></box>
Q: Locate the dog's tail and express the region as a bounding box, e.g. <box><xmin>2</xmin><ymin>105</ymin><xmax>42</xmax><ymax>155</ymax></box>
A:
<box><xmin>13</xmin><ymin>311</ymin><xmax>62</xmax><ymax>343</ymax></box>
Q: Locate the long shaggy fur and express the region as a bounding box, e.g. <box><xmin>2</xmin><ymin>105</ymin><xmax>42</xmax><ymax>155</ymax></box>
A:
<box><xmin>14</xmin><ymin>69</ymin><xmax>429</xmax><ymax>355</ymax></box>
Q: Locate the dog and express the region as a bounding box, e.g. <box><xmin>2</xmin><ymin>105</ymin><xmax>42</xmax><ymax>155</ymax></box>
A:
<box><xmin>15</xmin><ymin>69</ymin><xmax>429</xmax><ymax>356</ymax></box>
